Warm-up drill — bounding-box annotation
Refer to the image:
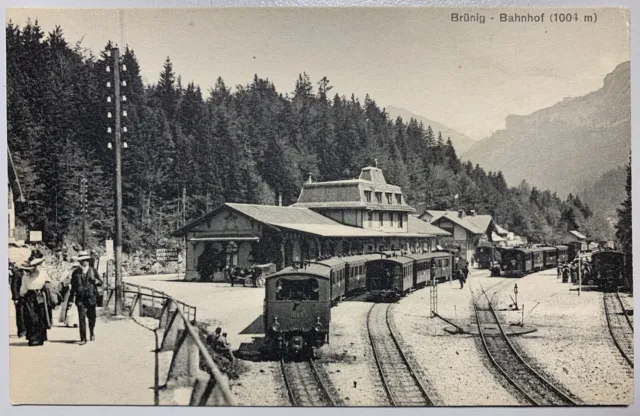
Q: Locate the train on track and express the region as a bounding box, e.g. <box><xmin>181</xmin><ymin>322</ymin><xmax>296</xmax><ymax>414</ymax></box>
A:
<box><xmin>497</xmin><ymin>245</ymin><xmax>568</xmax><ymax>277</ymax></box>
<box><xmin>591</xmin><ymin>250</ymin><xmax>626</xmax><ymax>290</ymax></box>
<box><xmin>263</xmin><ymin>251</ymin><xmax>455</xmax><ymax>357</ymax></box>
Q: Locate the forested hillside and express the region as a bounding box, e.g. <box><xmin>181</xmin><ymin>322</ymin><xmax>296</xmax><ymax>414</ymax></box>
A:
<box><xmin>6</xmin><ymin>21</ymin><xmax>609</xmax><ymax>256</ymax></box>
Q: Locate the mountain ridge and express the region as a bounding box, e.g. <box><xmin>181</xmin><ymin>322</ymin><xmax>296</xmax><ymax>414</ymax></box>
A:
<box><xmin>385</xmin><ymin>105</ymin><xmax>477</xmax><ymax>154</ymax></box>
<box><xmin>461</xmin><ymin>61</ymin><xmax>630</xmax><ymax>198</ymax></box>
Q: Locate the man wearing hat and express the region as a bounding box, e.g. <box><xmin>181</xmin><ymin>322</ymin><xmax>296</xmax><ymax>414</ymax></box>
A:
<box><xmin>9</xmin><ymin>262</ymin><xmax>26</xmax><ymax>338</ymax></box>
<box><xmin>69</xmin><ymin>251</ymin><xmax>103</xmax><ymax>345</ymax></box>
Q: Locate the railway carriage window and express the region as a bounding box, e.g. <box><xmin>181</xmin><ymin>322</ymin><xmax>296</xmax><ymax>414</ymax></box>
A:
<box><xmin>275</xmin><ymin>278</ymin><xmax>320</xmax><ymax>301</ymax></box>
<box><xmin>443</xmin><ymin>259</ymin><xmax>449</xmax><ymax>267</ymax></box>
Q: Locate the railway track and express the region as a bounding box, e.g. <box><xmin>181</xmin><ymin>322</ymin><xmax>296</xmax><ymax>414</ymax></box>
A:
<box><xmin>367</xmin><ymin>303</ymin><xmax>434</xmax><ymax>406</ymax></box>
<box><xmin>474</xmin><ymin>283</ymin><xmax>577</xmax><ymax>406</ymax></box>
<box><xmin>603</xmin><ymin>292</ymin><xmax>634</xmax><ymax>368</ymax></box>
<box><xmin>280</xmin><ymin>358</ymin><xmax>336</xmax><ymax>407</ymax></box>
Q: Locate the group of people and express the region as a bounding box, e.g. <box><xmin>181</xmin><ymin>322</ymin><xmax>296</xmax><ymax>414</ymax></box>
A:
<box><xmin>10</xmin><ymin>249</ymin><xmax>103</xmax><ymax>346</ymax></box>
<box><xmin>558</xmin><ymin>258</ymin><xmax>592</xmax><ymax>284</ymax></box>
<box><xmin>205</xmin><ymin>327</ymin><xmax>234</xmax><ymax>362</ymax></box>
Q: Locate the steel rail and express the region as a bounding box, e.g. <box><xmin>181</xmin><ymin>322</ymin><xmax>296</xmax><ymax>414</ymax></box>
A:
<box><xmin>615</xmin><ymin>291</ymin><xmax>634</xmax><ymax>332</ymax></box>
<box><xmin>366</xmin><ymin>303</ymin><xmax>433</xmax><ymax>406</ymax></box>
<box><xmin>366</xmin><ymin>303</ymin><xmax>396</xmax><ymax>406</ymax></box>
<box><xmin>603</xmin><ymin>292</ymin><xmax>634</xmax><ymax>368</ymax></box>
<box><xmin>308</xmin><ymin>359</ymin><xmax>337</xmax><ymax>406</ymax></box>
<box><xmin>476</xmin><ymin>283</ymin><xmax>577</xmax><ymax>405</ymax></box>
<box><xmin>385</xmin><ymin>303</ymin><xmax>435</xmax><ymax>405</ymax></box>
<box><xmin>280</xmin><ymin>358</ymin><xmax>299</xmax><ymax>406</ymax></box>
<box><xmin>280</xmin><ymin>358</ymin><xmax>335</xmax><ymax>407</ymax></box>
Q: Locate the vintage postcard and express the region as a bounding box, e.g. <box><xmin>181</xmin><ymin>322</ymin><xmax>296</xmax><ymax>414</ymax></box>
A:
<box><xmin>6</xmin><ymin>5</ymin><xmax>632</xmax><ymax>407</ymax></box>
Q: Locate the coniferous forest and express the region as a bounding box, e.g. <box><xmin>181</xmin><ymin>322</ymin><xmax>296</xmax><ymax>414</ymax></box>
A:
<box><xmin>6</xmin><ymin>21</ymin><xmax>618</xmax><ymax>257</ymax></box>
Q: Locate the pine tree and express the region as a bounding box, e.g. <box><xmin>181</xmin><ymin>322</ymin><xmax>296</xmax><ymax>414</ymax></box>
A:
<box><xmin>615</xmin><ymin>160</ymin><xmax>632</xmax><ymax>289</ymax></box>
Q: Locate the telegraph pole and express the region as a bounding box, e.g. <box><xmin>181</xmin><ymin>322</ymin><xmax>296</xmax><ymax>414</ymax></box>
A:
<box><xmin>113</xmin><ymin>46</ymin><xmax>124</xmax><ymax>315</ymax></box>
<box><xmin>80</xmin><ymin>177</ymin><xmax>88</xmax><ymax>250</ymax></box>
<box><xmin>106</xmin><ymin>46</ymin><xmax>128</xmax><ymax>315</ymax></box>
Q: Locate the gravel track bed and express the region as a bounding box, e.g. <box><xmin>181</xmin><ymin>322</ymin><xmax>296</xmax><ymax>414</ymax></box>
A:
<box><xmin>492</xmin><ymin>270</ymin><xmax>633</xmax><ymax>405</ymax></box>
<box><xmin>367</xmin><ymin>302</ymin><xmax>433</xmax><ymax>406</ymax></box>
<box><xmin>394</xmin><ymin>272</ymin><xmax>522</xmax><ymax>406</ymax></box>
<box><xmin>603</xmin><ymin>292</ymin><xmax>634</xmax><ymax>368</ymax></box>
<box><xmin>230</xmin><ymin>361</ymin><xmax>288</xmax><ymax>406</ymax></box>
<box><xmin>281</xmin><ymin>360</ymin><xmax>333</xmax><ymax>406</ymax></box>
<box><xmin>320</xmin><ymin>301</ymin><xmax>389</xmax><ymax>406</ymax></box>
<box><xmin>617</xmin><ymin>292</ymin><xmax>634</xmax><ymax>327</ymax></box>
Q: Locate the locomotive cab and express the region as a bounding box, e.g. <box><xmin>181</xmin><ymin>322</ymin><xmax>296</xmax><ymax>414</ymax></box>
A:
<box><xmin>264</xmin><ymin>266</ymin><xmax>331</xmax><ymax>358</ymax></box>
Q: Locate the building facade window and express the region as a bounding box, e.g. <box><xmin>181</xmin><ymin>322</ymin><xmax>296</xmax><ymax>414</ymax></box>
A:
<box><xmin>399</xmin><ymin>213</ymin><xmax>404</xmax><ymax>228</ymax></box>
<box><xmin>379</xmin><ymin>212</ymin><xmax>384</xmax><ymax>227</ymax></box>
<box><xmin>375</xmin><ymin>192</ymin><xmax>382</xmax><ymax>204</ymax></box>
<box><xmin>367</xmin><ymin>211</ymin><xmax>373</xmax><ymax>226</ymax></box>
<box><xmin>386</xmin><ymin>193</ymin><xmax>393</xmax><ymax>204</ymax></box>
<box><xmin>389</xmin><ymin>212</ymin><xmax>394</xmax><ymax>226</ymax></box>
<box><xmin>395</xmin><ymin>194</ymin><xmax>402</xmax><ymax>204</ymax></box>
<box><xmin>364</xmin><ymin>191</ymin><xmax>372</xmax><ymax>203</ymax></box>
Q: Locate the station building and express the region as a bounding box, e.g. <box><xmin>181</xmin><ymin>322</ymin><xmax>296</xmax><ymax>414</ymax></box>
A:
<box><xmin>172</xmin><ymin>167</ymin><xmax>450</xmax><ymax>281</ymax></box>
<box><xmin>419</xmin><ymin>209</ymin><xmax>499</xmax><ymax>262</ymax></box>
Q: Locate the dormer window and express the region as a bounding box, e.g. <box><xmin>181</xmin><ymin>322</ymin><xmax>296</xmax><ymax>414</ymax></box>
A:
<box><xmin>364</xmin><ymin>191</ymin><xmax>372</xmax><ymax>203</ymax></box>
<box><xmin>395</xmin><ymin>194</ymin><xmax>402</xmax><ymax>204</ymax></box>
<box><xmin>375</xmin><ymin>192</ymin><xmax>382</xmax><ymax>204</ymax></box>
<box><xmin>386</xmin><ymin>193</ymin><xmax>393</xmax><ymax>204</ymax></box>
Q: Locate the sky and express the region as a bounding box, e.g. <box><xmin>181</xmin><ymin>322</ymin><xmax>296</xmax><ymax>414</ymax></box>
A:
<box><xmin>6</xmin><ymin>7</ymin><xmax>630</xmax><ymax>140</ymax></box>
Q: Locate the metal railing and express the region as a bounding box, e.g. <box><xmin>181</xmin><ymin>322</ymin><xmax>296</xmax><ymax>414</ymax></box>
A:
<box><xmin>104</xmin><ymin>283</ymin><xmax>234</xmax><ymax>406</ymax></box>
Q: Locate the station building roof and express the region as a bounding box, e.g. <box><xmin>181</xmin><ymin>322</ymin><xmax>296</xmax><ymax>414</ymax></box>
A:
<box><xmin>292</xmin><ymin>166</ymin><xmax>415</xmax><ymax>213</ymax></box>
<box><xmin>569</xmin><ymin>230</ymin><xmax>587</xmax><ymax>240</ymax></box>
<box><xmin>172</xmin><ymin>203</ymin><xmax>445</xmax><ymax>239</ymax></box>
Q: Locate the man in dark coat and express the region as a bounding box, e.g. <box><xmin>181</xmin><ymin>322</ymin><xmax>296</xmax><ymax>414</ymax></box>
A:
<box><xmin>10</xmin><ymin>262</ymin><xmax>26</xmax><ymax>338</ymax></box>
<box><xmin>69</xmin><ymin>251</ymin><xmax>103</xmax><ymax>345</ymax></box>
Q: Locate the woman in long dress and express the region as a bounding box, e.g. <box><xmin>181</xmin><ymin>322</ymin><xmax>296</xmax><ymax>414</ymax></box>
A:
<box><xmin>58</xmin><ymin>267</ymin><xmax>79</xmax><ymax>327</ymax></box>
<box><xmin>20</xmin><ymin>258</ymin><xmax>53</xmax><ymax>346</ymax></box>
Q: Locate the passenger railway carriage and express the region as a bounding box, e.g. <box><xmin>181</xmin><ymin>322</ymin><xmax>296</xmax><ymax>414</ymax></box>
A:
<box><xmin>366</xmin><ymin>254</ymin><xmax>414</xmax><ymax>299</ymax></box>
<box><xmin>531</xmin><ymin>247</ymin><xmax>545</xmax><ymax>271</ymax></box>
<box><xmin>497</xmin><ymin>244</ymin><xmax>577</xmax><ymax>277</ymax></box>
<box><xmin>541</xmin><ymin>246</ymin><xmax>557</xmax><ymax>269</ymax></box>
<box><xmin>427</xmin><ymin>251</ymin><xmax>454</xmax><ymax>283</ymax></box>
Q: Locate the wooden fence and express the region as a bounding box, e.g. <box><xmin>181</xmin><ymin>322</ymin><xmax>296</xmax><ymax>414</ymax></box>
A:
<box><xmin>104</xmin><ymin>282</ymin><xmax>235</xmax><ymax>406</ymax></box>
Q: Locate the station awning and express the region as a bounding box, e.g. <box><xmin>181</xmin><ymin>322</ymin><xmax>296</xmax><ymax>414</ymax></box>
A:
<box><xmin>188</xmin><ymin>236</ymin><xmax>260</xmax><ymax>242</ymax></box>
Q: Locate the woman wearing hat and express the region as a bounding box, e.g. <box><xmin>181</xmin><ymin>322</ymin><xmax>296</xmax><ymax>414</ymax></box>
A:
<box><xmin>19</xmin><ymin>257</ymin><xmax>53</xmax><ymax>346</ymax></box>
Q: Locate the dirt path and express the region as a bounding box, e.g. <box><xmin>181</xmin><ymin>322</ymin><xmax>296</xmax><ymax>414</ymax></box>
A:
<box><xmin>9</xmin><ymin>301</ymin><xmax>156</xmax><ymax>405</ymax></box>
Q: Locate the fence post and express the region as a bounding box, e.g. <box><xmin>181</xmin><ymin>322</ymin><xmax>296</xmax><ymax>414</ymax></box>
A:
<box><xmin>166</xmin><ymin>326</ymin><xmax>200</xmax><ymax>387</ymax></box>
<box><xmin>160</xmin><ymin>303</ymin><xmax>184</xmax><ymax>352</ymax></box>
